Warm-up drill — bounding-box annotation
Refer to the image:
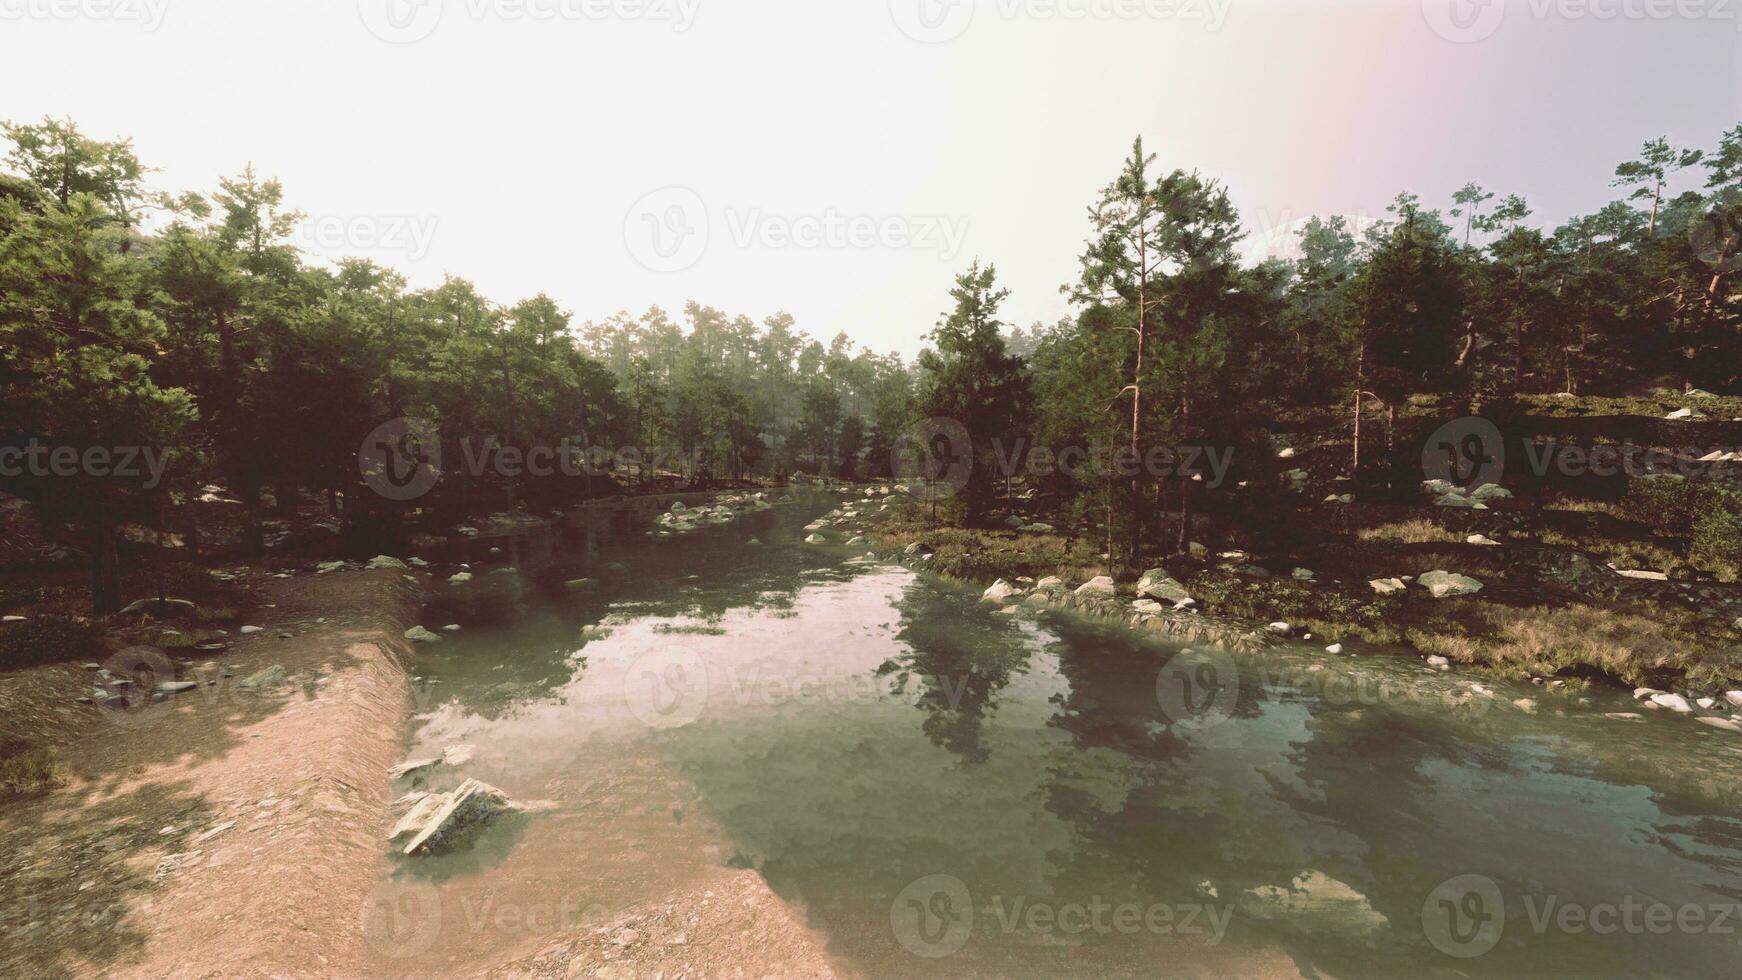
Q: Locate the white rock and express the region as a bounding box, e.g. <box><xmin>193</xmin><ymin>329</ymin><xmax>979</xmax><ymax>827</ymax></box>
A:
<box><xmin>1696</xmin><ymin>697</ymin><xmax>1717</xmax><ymax>710</ymax></box>
<box><xmin>1466</xmin><ymin>535</ymin><xmax>1501</xmax><ymax>546</ymax></box>
<box><xmin>393</xmin><ymin>778</ymin><xmax>512</xmax><ymax>855</ymax></box>
<box><xmin>442</xmin><ymin>624</ymin><xmax>462</xmax><ymax>632</ymax></box>
<box><xmin>1649</xmin><ymin>693</ymin><xmax>1695</xmax><ymax>714</ymax></box>
<box><xmin>389</xmin><ymin>757</ymin><xmax>440</xmax><ymax>779</ymax></box>
<box><xmin>1266</xmin><ymin>622</ymin><xmax>1293</xmax><ymax>635</ymax></box>
<box><xmin>1292</xmin><ymin>568</ymin><xmax>1316</xmax><ymax>581</ymax></box>
<box><xmin>805</xmin><ymin>534</ymin><xmax>829</xmax><ymax>545</ymax></box>
<box><xmin>1727</xmin><ymin>692</ymin><xmax>1742</xmax><ymax>709</ymax></box>
<box><xmin>1425</xmin><ymin>655</ymin><xmax>1451</xmax><ymax>668</ymax></box>
<box><xmin>1697</xmin><ymin>717</ymin><xmax>1742</xmax><ymax>734</ymax></box>
<box><xmin>1325</xmin><ymin>644</ymin><xmax>1344</xmax><ymax>655</ymax></box>
<box><xmin>442</xmin><ymin>744</ymin><xmax>476</xmax><ymax>766</ymax></box>
<box><xmin>239</xmin><ymin>625</ymin><xmax>264</xmax><ymax>635</ymax></box>
<box><xmin>1132</xmin><ymin>599</ymin><xmax>1165</xmax><ymax>616</ymax></box>
<box><xmin>449</xmin><ymin>572</ymin><xmax>473</xmax><ymax>584</ymax></box>
<box><xmin>1418</xmin><ymin>571</ymin><xmax>1483</xmax><ymax>599</ymax></box>
<box><xmin>1469</xmin><ymin>484</ymin><xmax>1513</xmax><ymax>501</ymax></box>
<box><xmin>1633</xmin><ymin>687</ymin><xmax>1667</xmax><ymax>701</ymax></box>
<box><xmin>1614</xmin><ymin>569</ymin><xmax>1669</xmax><ymax>581</ymax></box>
<box><xmin>1</xmin><ymin>615</ymin><xmax>24</xmax><ymax>623</ymax></box>
<box><xmin>366</xmin><ymin>555</ymin><xmax>408</xmax><ymax>570</ymax></box>
<box><xmin>404</xmin><ymin>626</ymin><xmax>442</xmax><ymax>644</ymax></box>
<box><xmin>1075</xmin><ymin>576</ymin><xmax>1117</xmax><ymax>597</ymax></box>
<box><xmin>982</xmin><ymin>579</ymin><xmax>1021</xmax><ymax>603</ymax></box>
<box><xmin>1036</xmin><ymin>576</ymin><xmax>1066</xmax><ymax>591</ymax></box>
<box><xmin>1370</xmin><ymin>578</ymin><xmax>1408</xmax><ymax>596</ymax></box>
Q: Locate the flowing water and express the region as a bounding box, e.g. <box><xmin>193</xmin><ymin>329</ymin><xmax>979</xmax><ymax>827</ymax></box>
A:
<box><xmin>377</xmin><ymin>490</ymin><xmax>1742</xmax><ymax>978</ymax></box>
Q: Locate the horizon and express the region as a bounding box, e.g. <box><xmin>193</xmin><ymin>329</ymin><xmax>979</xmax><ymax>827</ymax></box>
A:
<box><xmin>5</xmin><ymin>0</ymin><xmax>1736</xmax><ymax>356</ymax></box>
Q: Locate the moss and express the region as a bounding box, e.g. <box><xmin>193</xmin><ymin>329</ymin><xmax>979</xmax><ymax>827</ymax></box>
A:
<box><xmin>0</xmin><ymin>740</ymin><xmax>59</xmax><ymax>798</ymax></box>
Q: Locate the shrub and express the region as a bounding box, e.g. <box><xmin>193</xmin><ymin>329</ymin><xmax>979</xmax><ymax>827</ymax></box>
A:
<box><xmin>1692</xmin><ymin>508</ymin><xmax>1742</xmax><ymax>576</ymax></box>
<box><xmin>0</xmin><ymin>740</ymin><xmax>59</xmax><ymax>797</ymax></box>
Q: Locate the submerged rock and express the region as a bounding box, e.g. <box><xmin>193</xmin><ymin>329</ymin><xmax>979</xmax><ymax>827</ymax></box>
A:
<box><xmin>392</xmin><ymin>778</ymin><xmax>513</xmax><ymax>856</ymax></box>
<box><xmin>404</xmin><ymin>626</ymin><xmax>443</xmax><ymax>644</ymax></box>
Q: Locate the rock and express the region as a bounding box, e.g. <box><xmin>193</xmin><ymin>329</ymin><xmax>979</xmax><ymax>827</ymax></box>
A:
<box><xmin>1003</xmin><ymin>514</ymin><xmax>1026</xmax><ymax>529</ymax></box>
<box><xmin>670</xmin><ymin>501</ymin><xmax>688</xmax><ymax>513</ymax></box>
<box><xmin>239</xmin><ymin>625</ymin><xmax>264</xmax><ymax>635</ymax></box>
<box><xmin>404</xmin><ymin>626</ymin><xmax>443</xmax><ymax>644</ymax></box>
<box><xmin>366</xmin><ymin>555</ymin><xmax>408</xmax><ymax>570</ymax></box>
<box><xmin>1422</xmin><ymin>479</ymin><xmax>1457</xmax><ymax>496</ymax></box>
<box><xmin>1466</xmin><ymin>535</ymin><xmax>1501</xmax><ymax>546</ymax></box>
<box><xmin>903</xmin><ymin>543</ymin><xmax>930</xmax><ymax>557</ymax></box>
<box><xmin>442</xmin><ymin>744</ymin><xmax>476</xmax><ymax>766</ymax></box>
<box><xmin>1649</xmin><ymin>693</ymin><xmax>1695</xmax><ymax>714</ymax></box>
<box><xmin>1425</xmin><ymin>655</ymin><xmax>1450</xmax><ymax>668</ymax></box>
<box><xmin>1136</xmin><ymin>569</ymin><xmax>1194</xmax><ymax>605</ymax></box>
<box><xmin>1633</xmin><ymin>687</ymin><xmax>1669</xmax><ymax>700</ymax></box>
<box><xmin>449</xmin><ymin>572</ymin><xmax>473</xmax><ymax>584</ymax></box>
<box><xmin>442</xmin><ymin>624</ymin><xmax>462</xmax><ymax>632</ymax></box>
<box><xmin>746</xmin><ymin>538</ymin><xmax>762</xmax><ymax>547</ymax></box>
<box><xmin>1188</xmin><ymin>542</ymin><xmax>1207</xmax><ymax>558</ymax></box>
<box><xmin>846</xmin><ymin>536</ymin><xmax>870</xmax><ymax>546</ymax></box>
<box><xmin>1469</xmin><ymin>484</ymin><xmax>1513</xmax><ymax>501</ymax></box>
<box><xmin>1019</xmin><ymin>523</ymin><xmax>1056</xmax><ymax>533</ymax></box>
<box><xmin>1035</xmin><ymin>576</ymin><xmax>1065</xmax><ymax>591</ymax></box>
<box><xmin>1434</xmin><ymin>493</ymin><xmax>1477</xmax><ymax>508</ymax></box>
<box><xmin>1240</xmin><ymin>871</ymin><xmax>1386</xmax><ymax>936</ymax></box>
<box><xmin>1605</xmin><ymin>712</ymin><xmax>1645</xmax><ymax>721</ymax></box>
<box><xmin>389</xmin><ymin>757</ymin><xmax>441</xmax><ymax>779</ymax></box>
<box><xmin>3</xmin><ymin>615</ymin><xmax>27</xmax><ymax>624</ymax></box>
<box><xmin>564</xmin><ymin>578</ymin><xmax>599</xmax><ymax>593</ymax></box>
<box><xmin>118</xmin><ymin>597</ymin><xmax>197</xmax><ymax>617</ymax></box>
<box><xmin>1131</xmin><ymin>599</ymin><xmax>1165</xmax><ymax>616</ymax></box>
<box><xmin>1696</xmin><ymin>697</ymin><xmax>1717</xmax><ymax>710</ymax></box>
<box><xmin>1697</xmin><ymin>717</ymin><xmax>1742</xmax><ymax>734</ymax></box>
<box><xmin>1325</xmin><ymin>644</ymin><xmax>1344</xmax><ymax>655</ymax></box>
<box><xmin>1075</xmin><ymin>576</ymin><xmax>1116</xmax><ymax>597</ymax></box>
<box><xmin>1727</xmin><ymin>692</ymin><xmax>1742</xmax><ymax>709</ymax></box>
<box><xmin>155</xmin><ymin>681</ymin><xmax>198</xmax><ymax>695</ymax></box>
<box><xmin>982</xmin><ymin>579</ymin><xmax>1022</xmax><ymax>603</ymax></box>
<box><xmin>1418</xmin><ymin>571</ymin><xmax>1482</xmax><ymax>598</ymax></box>
<box><xmin>1277</xmin><ymin>447</ymin><xmax>1297</xmax><ymax>459</ymax></box>
<box><xmin>1664</xmin><ymin>407</ymin><xmax>1702</xmax><ymax>421</ymax></box>
<box><xmin>235</xmin><ymin>665</ymin><xmax>289</xmax><ymax>691</ymax></box>
<box><xmin>1370</xmin><ymin>578</ymin><xmax>1408</xmax><ymax>595</ymax></box>
<box><xmin>1292</xmin><ymin>568</ymin><xmax>1315</xmax><ymax>581</ymax></box>
<box><xmin>1613</xmin><ymin>569</ymin><xmax>1669</xmax><ymax>581</ymax></box>
<box><xmin>805</xmin><ymin>534</ymin><xmax>829</xmax><ymax>545</ymax></box>
<box><xmin>1512</xmin><ymin>698</ymin><xmax>1537</xmax><ymax>713</ymax></box>
<box><xmin>1266</xmin><ymin>622</ymin><xmax>1293</xmax><ymax>635</ymax></box>
<box><xmin>1323</xmin><ymin>494</ymin><xmax>1354</xmax><ymax>505</ymax></box>
<box><xmin>395</xmin><ymin>778</ymin><xmax>512</xmax><ymax>855</ymax></box>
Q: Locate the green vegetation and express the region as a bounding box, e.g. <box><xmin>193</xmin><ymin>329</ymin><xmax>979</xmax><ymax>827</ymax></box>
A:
<box><xmin>0</xmin><ymin>740</ymin><xmax>59</xmax><ymax>798</ymax></box>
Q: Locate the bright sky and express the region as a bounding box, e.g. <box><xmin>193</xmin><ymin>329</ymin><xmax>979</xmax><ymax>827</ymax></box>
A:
<box><xmin>3</xmin><ymin>0</ymin><xmax>1737</xmax><ymax>356</ymax></box>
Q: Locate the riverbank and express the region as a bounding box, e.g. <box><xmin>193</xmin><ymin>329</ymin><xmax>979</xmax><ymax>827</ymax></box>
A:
<box><xmin>813</xmin><ymin>488</ymin><xmax>1742</xmax><ymax>733</ymax></box>
<box><xmin>0</xmin><ymin>568</ymin><xmax>420</xmax><ymax>978</ymax></box>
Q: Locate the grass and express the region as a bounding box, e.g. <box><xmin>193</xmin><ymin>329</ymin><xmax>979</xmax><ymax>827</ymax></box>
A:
<box><xmin>1357</xmin><ymin>520</ymin><xmax>1464</xmax><ymax>545</ymax></box>
<box><xmin>0</xmin><ymin>740</ymin><xmax>60</xmax><ymax>798</ymax></box>
<box><xmin>872</xmin><ymin>499</ymin><xmax>1109</xmax><ymax>584</ymax></box>
<box><xmin>1511</xmin><ymin>391</ymin><xmax>1742</xmax><ymax>419</ymax></box>
<box><xmin>1408</xmin><ymin>603</ymin><xmax>1738</xmax><ymax>690</ymax></box>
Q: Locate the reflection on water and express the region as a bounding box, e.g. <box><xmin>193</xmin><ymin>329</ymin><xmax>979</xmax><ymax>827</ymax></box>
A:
<box><xmin>396</xmin><ymin>492</ymin><xmax>1742</xmax><ymax>978</ymax></box>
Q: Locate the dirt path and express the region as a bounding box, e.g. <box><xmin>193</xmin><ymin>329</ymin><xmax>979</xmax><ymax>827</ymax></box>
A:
<box><xmin>0</xmin><ymin>570</ymin><xmax>419</xmax><ymax>978</ymax></box>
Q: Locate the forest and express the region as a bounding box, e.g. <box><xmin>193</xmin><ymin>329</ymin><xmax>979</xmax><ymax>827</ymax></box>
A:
<box><xmin>2</xmin><ymin>118</ymin><xmax>1739</xmax><ymax>612</ymax></box>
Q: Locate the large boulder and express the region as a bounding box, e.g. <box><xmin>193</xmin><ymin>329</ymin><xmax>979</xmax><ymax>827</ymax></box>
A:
<box><xmin>982</xmin><ymin>579</ymin><xmax>1022</xmax><ymax>604</ymax></box>
<box><xmin>1418</xmin><ymin>571</ymin><xmax>1483</xmax><ymax>599</ymax></box>
<box><xmin>1135</xmin><ymin>569</ymin><xmax>1194</xmax><ymax>606</ymax></box>
<box><xmin>1074</xmin><ymin>576</ymin><xmax>1117</xmax><ymax>598</ymax></box>
<box><xmin>391</xmin><ymin>778</ymin><xmax>513</xmax><ymax>856</ymax></box>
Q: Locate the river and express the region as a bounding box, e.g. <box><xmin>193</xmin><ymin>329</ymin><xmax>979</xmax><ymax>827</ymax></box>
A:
<box><xmin>371</xmin><ymin>489</ymin><xmax>1742</xmax><ymax>978</ymax></box>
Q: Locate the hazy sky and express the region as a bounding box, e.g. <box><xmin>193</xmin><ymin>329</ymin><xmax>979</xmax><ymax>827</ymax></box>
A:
<box><xmin>3</xmin><ymin>0</ymin><xmax>1737</xmax><ymax>356</ymax></box>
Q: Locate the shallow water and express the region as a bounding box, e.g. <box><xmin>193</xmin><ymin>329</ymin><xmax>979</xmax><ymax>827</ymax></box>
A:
<box><xmin>386</xmin><ymin>491</ymin><xmax>1742</xmax><ymax>978</ymax></box>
